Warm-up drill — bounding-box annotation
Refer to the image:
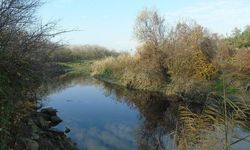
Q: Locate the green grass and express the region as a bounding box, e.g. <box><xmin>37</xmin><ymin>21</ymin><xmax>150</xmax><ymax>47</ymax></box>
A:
<box><xmin>100</xmin><ymin>68</ymin><xmax>113</xmax><ymax>78</ymax></box>
<box><xmin>60</xmin><ymin>60</ymin><xmax>94</xmax><ymax>76</ymax></box>
<box><xmin>214</xmin><ymin>79</ymin><xmax>238</xmax><ymax>94</ymax></box>
<box><xmin>213</xmin><ymin>72</ymin><xmax>250</xmax><ymax>95</ymax></box>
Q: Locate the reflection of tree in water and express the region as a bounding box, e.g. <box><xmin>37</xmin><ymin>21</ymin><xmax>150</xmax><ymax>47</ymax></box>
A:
<box><xmin>94</xmin><ymin>80</ymin><xmax>250</xmax><ymax>149</ymax></box>
<box><xmin>96</xmin><ymin>81</ymin><xmax>180</xmax><ymax>150</ymax></box>
<box><xmin>37</xmin><ymin>73</ymin><xmax>93</xmax><ymax>100</ymax></box>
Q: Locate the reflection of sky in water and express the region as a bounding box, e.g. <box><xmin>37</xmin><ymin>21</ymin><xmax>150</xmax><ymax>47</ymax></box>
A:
<box><xmin>232</xmin><ymin>128</ymin><xmax>250</xmax><ymax>150</ymax></box>
<box><xmin>42</xmin><ymin>80</ymin><xmax>250</xmax><ymax>150</ymax></box>
<box><xmin>43</xmin><ymin>84</ymin><xmax>139</xmax><ymax>150</ymax></box>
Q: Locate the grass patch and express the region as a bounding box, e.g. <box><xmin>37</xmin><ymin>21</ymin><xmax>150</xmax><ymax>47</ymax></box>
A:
<box><xmin>100</xmin><ymin>68</ymin><xmax>113</xmax><ymax>78</ymax></box>
<box><xmin>60</xmin><ymin>60</ymin><xmax>93</xmax><ymax>76</ymax></box>
<box><xmin>214</xmin><ymin>77</ymin><xmax>238</xmax><ymax>94</ymax></box>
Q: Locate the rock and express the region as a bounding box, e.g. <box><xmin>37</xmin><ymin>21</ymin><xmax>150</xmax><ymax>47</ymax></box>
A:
<box><xmin>47</xmin><ymin>128</ymin><xmax>65</xmax><ymax>135</ymax></box>
<box><xmin>17</xmin><ymin>106</ymin><xmax>79</xmax><ymax>150</ymax></box>
<box><xmin>39</xmin><ymin>112</ymin><xmax>51</xmax><ymax>121</ymax></box>
<box><xmin>37</xmin><ymin>116</ymin><xmax>51</xmax><ymax>129</ymax></box>
<box><xmin>64</xmin><ymin>127</ymin><xmax>70</xmax><ymax>133</ymax></box>
<box><xmin>50</xmin><ymin>116</ymin><xmax>62</xmax><ymax>126</ymax></box>
<box><xmin>41</xmin><ymin>107</ymin><xmax>57</xmax><ymax>116</ymax></box>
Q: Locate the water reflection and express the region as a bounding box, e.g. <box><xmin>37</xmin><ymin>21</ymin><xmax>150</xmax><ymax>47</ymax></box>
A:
<box><xmin>97</xmin><ymin>81</ymin><xmax>180</xmax><ymax>150</ymax></box>
<box><xmin>40</xmin><ymin>74</ymin><xmax>250</xmax><ymax>150</ymax></box>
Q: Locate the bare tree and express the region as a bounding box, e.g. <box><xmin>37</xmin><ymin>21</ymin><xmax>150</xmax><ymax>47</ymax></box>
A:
<box><xmin>134</xmin><ymin>8</ymin><xmax>167</xmax><ymax>47</ymax></box>
<box><xmin>0</xmin><ymin>0</ymin><xmax>67</xmax><ymax>73</ymax></box>
<box><xmin>133</xmin><ymin>9</ymin><xmax>170</xmax><ymax>83</ymax></box>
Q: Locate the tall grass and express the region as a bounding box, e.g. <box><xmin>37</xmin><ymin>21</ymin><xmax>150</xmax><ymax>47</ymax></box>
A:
<box><xmin>175</xmin><ymin>73</ymin><xmax>250</xmax><ymax>150</ymax></box>
<box><xmin>91</xmin><ymin>54</ymin><xmax>134</xmax><ymax>80</ymax></box>
<box><xmin>91</xmin><ymin>53</ymin><xmax>169</xmax><ymax>91</ymax></box>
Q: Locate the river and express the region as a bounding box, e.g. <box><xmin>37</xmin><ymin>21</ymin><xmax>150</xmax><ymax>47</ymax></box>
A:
<box><xmin>39</xmin><ymin>75</ymin><xmax>250</xmax><ymax>150</ymax></box>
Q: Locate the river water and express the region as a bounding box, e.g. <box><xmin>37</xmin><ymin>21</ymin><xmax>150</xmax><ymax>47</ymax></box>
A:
<box><xmin>40</xmin><ymin>75</ymin><xmax>250</xmax><ymax>150</ymax></box>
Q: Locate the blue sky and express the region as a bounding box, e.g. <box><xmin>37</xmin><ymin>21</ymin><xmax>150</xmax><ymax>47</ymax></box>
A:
<box><xmin>38</xmin><ymin>0</ymin><xmax>250</xmax><ymax>51</ymax></box>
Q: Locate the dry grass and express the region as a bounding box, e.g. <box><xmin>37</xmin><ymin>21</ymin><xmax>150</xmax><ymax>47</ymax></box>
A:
<box><xmin>175</xmin><ymin>93</ymin><xmax>250</xmax><ymax>150</ymax></box>
<box><xmin>91</xmin><ymin>54</ymin><xmax>135</xmax><ymax>79</ymax></box>
<box><xmin>234</xmin><ymin>48</ymin><xmax>250</xmax><ymax>74</ymax></box>
<box><xmin>91</xmin><ymin>53</ymin><xmax>168</xmax><ymax>91</ymax></box>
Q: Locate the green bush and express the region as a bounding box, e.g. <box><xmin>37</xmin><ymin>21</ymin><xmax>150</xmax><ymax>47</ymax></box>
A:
<box><xmin>102</xmin><ymin>68</ymin><xmax>113</xmax><ymax>78</ymax></box>
<box><xmin>226</xmin><ymin>26</ymin><xmax>250</xmax><ymax>48</ymax></box>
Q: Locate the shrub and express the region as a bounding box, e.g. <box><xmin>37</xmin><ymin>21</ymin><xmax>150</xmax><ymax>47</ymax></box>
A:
<box><xmin>91</xmin><ymin>54</ymin><xmax>134</xmax><ymax>80</ymax></box>
<box><xmin>226</xmin><ymin>26</ymin><xmax>250</xmax><ymax>48</ymax></box>
<box><xmin>164</xmin><ymin>22</ymin><xmax>218</xmax><ymax>82</ymax></box>
<box><xmin>102</xmin><ymin>68</ymin><xmax>113</xmax><ymax>78</ymax></box>
<box><xmin>234</xmin><ymin>48</ymin><xmax>250</xmax><ymax>74</ymax></box>
<box><xmin>92</xmin><ymin>10</ymin><xmax>220</xmax><ymax>94</ymax></box>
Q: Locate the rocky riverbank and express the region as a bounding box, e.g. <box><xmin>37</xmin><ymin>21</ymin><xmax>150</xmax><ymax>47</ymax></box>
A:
<box><xmin>17</xmin><ymin>106</ymin><xmax>78</xmax><ymax>150</ymax></box>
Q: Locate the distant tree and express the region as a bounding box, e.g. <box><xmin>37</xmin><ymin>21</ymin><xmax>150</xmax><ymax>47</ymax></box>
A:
<box><xmin>226</xmin><ymin>26</ymin><xmax>250</xmax><ymax>48</ymax></box>
<box><xmin>232</xmin><ymin>28</ymin><xmax>241</xmax><ymax>37</ymax></box>
<box><xmin>48</xmin><ymin>45</ymin><xmax>119</xmax><ymax>62</ymax></box>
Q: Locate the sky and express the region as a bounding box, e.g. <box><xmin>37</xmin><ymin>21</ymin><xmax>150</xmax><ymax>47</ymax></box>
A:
<box><xmin>38</xmin><ymin>0</ymin><xmax>250</xmax><ymax>51</ymax></box>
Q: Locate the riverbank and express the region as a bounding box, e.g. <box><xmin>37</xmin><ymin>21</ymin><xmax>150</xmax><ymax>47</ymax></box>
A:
<box><xmin>0</xmin><ymin>63</ymin><xmax>79</xmax><ymax>149</ymax></box>
<box><xmin>93</xmin><ymin>75</ymin><xmax>167</xmax><ymax>94</ymax></box>
<box><xmin>9</xmin><ymin>61</ymin><xmax>95</xmax><ymax>149</ymax></box>
<box><xmin>60</xmin><ymin>59</ymin><xmax>250</xmax><ymax>103</ymax></box>
<box><xmin>11</xmin><ymin>100</ymin><xmax>78</xmax><ymax>150</ymax></box>
<box><xmin>60</xmin><ymin>60</ymin><xmax>94</xmax><ymax>77</ymax></box>
<box><xmin>92</xmin><ymin>71</ymin><xmax>250</xmax><ymax>104</ymax></box>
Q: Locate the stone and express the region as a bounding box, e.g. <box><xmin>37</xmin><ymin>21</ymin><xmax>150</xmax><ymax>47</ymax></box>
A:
<box><xmin>39</xmin><ymin>112</ymin><xmax>51</xmax><ymax>121</ymax></box>
<box><xmin>40</xmin><ymin>107</ymin><xmax>57</xmax><ymax>116</ymax></box>
<box><xmin>64</xmin><ymin>127</ymin><xmax>70</xmax><ymax>133</ymax></box>
<box><xmin>50</xmin><ymin>116</ymin><xmax>62</xmax><ymax>126</ymax></box>
<box><xmin>38</xmin><ymin>116</ymin><xmax>51</xmax><ymax>129</ymax></box>
<box><xmin>47</xmin><ymin>128</ymin><xmax>65</xmax><ymax>135</ymax></box>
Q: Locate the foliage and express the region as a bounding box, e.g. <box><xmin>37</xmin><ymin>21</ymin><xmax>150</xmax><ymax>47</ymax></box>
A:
<box><xmin>234</xmin><ymin>48</ymin><xmax>250</xmax><ymax>74</ymax></box>
<box><xmin>214</xmin><ymin>79</ymin><xmax>238</xmax><ymax>94</ymax></box>
<box><xmin>0</xmin><ymin>0</ymin><xmax>67</xmax><ymax>147</ymax></box>
<box><xmin>92</xmin><ymin>52</ymin><xmax>169</xmax><ymax>91</ymax></box>
<box><xmin>49</xmin><ymin>45</ymin><xmax>119</xmax><ymax>62</ymax></box>
<box><xmin>226</xmin><ymin>26</ymin><xmax>250</xmax><ymax>48</ymax></box>
<box><xmin>92</xmin><ymin>54</ymin><xmax>134</xmax><ymax>80</ymax></box>
<box><xmin>61</xmin><ymin>60</ymin><xmax>94</xmax><ymax>76</ymax></box>
<box><xmin>222</xmin><ymin>27</ymin><xmax>250</xmax><ymax>75</ymax></box>
<box><xmin>92</xmin><ymin>9</ymin><xmax>219</xmax><ymax>95</ymax></box>
<box><xmin>164</xmin><ymin>21</ymin><xmax>218</xmax><ymax>81</ymax></box>
<box><xmin>134</xmin><ymin>8</ymin><xmax>167</xmax><ymax>46</ymax></box>
<box><xmin>177</xmin><ymin>93</ymin><xmax>250</xmax><ymax>150</ymax></box>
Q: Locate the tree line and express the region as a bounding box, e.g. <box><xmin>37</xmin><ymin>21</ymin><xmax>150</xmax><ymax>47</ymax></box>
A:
<box><xmin>49</xmin><ymin>45</ymin><xmax>119</xmax><ymax>62</ymax></box>
<box><xmin>92</xmin><ymin>9</ymin><xmax>250</xmax><ymax>97</ymax></box>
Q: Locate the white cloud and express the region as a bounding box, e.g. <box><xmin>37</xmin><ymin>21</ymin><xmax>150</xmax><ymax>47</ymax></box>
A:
<box><xmin>69</xmin><ymin>123</ymin><xmax>137</xmax><ymax>150</ymax></box>
<box><xmin>165</xmin><ymin>0</ymin><xmax>250</xmax><ymax>35</ymax></box>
